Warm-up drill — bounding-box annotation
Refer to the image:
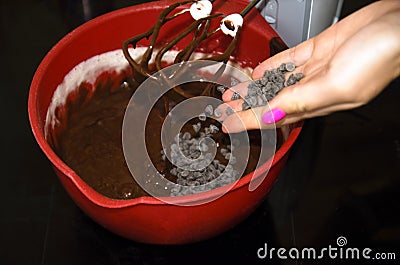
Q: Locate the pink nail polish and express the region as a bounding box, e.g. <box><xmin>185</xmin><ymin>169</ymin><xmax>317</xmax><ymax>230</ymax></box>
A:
<box><xmin>262</xmin><ymin>109</ymin><xmax>286</xmax><ymax>124</ymax></box>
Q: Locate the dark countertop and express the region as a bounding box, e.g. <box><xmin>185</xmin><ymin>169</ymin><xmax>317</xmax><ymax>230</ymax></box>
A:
<box><xmin>1</xmin><ymin>0</ymin><xmax>399</xmax><ymax>264</ymax></box>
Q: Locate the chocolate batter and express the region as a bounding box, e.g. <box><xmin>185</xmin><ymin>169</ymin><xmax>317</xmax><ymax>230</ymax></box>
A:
<box><xmin>51</xmin><ymin>69</ymin><xmax>278</xmax><ymax>200</ymax></box>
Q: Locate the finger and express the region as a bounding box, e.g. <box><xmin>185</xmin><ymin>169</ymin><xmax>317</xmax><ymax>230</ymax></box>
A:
<box><xmin>266</xmin><ymin>74</ymin><xmax>340</xmax><ymax>116</ymax></box>
<box><xmin>270</xmin><ymin>101</ymin><xmax>365</xmax><ymax>128</ymax></box>
<box><xmin>222</xmin><ymin>81</ymin><xmax>251</xmax><ymax>102</ymax></box>
<box><xmin>214</xmin><ymin>100</ymin><xmax>244</xmax><ymax>121</ymax></box>
<box><xmin>223</xmin><ymin>99</ymin><xmax>245</xmax><ymax>112</ymax></box>
<box><xmin>263</xmin><ymin>63</ymin><xmax>370</xmax><ymax>123</ymax></box>
<box><xmin>253</xmin><ymin>40</ymin><xmax>314</xmax><ymax>79</ymax></box>
<box><xmin>221</xmin><ymin>106</ymin><xmax>275</xmax><ymax>133</ymax></box>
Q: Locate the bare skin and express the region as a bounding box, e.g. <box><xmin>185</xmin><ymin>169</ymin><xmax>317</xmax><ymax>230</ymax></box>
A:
<box><xmin>220</xmin><ymin>0</ymin><xmax>400</xmax><ymax>133</ymax></box>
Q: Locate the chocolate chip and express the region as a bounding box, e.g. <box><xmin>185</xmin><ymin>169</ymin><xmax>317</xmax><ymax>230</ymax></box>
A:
<box><xmin>214</xmin><ymin>108</ymin><xmax>222</xmax><ymax>118</ymax></box>
<box><xmin>294</xmin><ymin>72</ymin><xmax>304</xmax><ymax>80</ymax></box>
<box><xmin>225</xmin><ymin>106</ymin><xmax>234</xmax><ymax>116</ymax></box>
<box><xmin>285</xmin><ymin>62</ymin><xmax>296</xmax><ymax>72</ymax></box>
<box><xmin>198</xmin><ymin>113</ymin><xmax>207</xmax><ymax>121</ymax></box>
<box><xmin>217</xmin><ymin>85</ymin><xmax>226</xmax><ymax>94</ymax></box>
<box><xmin>231</xmin><ymin>91</ymin><xmax>241</xmax><ymax>100</ymax></box>
<box><xmin>192</xmin><ymin>122</ymin><xmax>201</xmax><ymax>133</ymax></box>
<box><xmin>209</xmin><ymin>124</ymin><xmax>219</xmax><ymax>133</ymax></box>
<box><xmin>204</xmin><ymin>104</ymin><xmax>213</xmax><ymax>116</ymax></box>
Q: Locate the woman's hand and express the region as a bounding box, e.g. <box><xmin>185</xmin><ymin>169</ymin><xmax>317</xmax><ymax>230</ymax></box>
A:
<box><xmin>220</xmin><ymin>0</ymin><xmax>400</xmax><ymax>133</ymax></box>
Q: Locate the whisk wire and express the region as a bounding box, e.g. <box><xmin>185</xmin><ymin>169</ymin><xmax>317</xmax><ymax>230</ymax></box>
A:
<box><xmin>123</xmin><ymin>0</ymin><xmax>263</xmax><ymax>84</ymax></box>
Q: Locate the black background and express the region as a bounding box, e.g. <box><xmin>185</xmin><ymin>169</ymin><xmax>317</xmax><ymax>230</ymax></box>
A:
<box><xmin>1</xmin><ymin>0</ymin><xmax>399</xmax><ymax>264</ymax></box>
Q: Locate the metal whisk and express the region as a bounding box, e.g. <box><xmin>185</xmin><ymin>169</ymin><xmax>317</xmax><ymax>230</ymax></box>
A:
<box><xmin>122</xmin><ymin>0</ymin><xmax>263</xmax><ymax>84</ymax></box>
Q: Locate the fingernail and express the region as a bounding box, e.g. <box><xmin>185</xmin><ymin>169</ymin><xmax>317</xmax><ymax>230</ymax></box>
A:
<box><xmin>262</xmin><ymin>109</ymin><xmax>286</xmax><ymax>124</ymax></box>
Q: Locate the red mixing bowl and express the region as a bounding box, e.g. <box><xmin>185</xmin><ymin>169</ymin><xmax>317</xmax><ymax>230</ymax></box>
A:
<box><xmin>28</xmin><ymin>0</ymin><xmax>302</xmax><ymax>244</ymax></box>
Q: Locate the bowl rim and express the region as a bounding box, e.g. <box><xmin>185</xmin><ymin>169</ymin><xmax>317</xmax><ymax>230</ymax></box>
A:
<box><xmin>28</xmin><ymin>2</ymin><xmax>303</xmax><ymax>208</ymax></box>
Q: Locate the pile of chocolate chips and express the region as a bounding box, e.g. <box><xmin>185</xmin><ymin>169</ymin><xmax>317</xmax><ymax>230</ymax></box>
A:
<box><xmin>162</xmin><ymin>123</ymin><xmax>239</xmax><ymax>196</ymax></box>
<box><xmin>233</xmin><ymin>62</ymin><xmax>304</xmax><ymax>110</ymax></box>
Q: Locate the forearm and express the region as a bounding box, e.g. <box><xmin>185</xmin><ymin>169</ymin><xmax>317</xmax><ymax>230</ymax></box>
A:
<box><xmin>327</xmin><ymin>10</ymin><xmax>400</xmax><ymax>108</ymax></box>
<box><xmin>339</xmin><ymin>0</ymin><xmax>400</xmax><ymax>28</ymax></box>
<box><xmin>379</xmin><ymin>7</ymin><xmax>400</xmax><ymax>79</ymax></box>
<box><xmin>324</xmin><ymin>1</ymin><xmax>400</xmax><ymax>55</ymax></box>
